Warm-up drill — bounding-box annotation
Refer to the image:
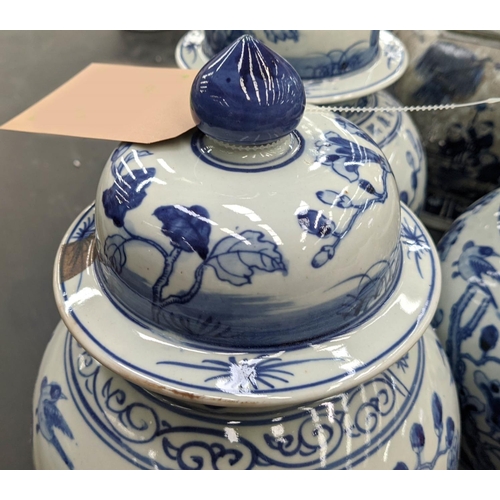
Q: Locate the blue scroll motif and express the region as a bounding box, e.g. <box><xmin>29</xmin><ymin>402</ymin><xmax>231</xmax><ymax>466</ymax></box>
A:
<box><xmin>393</xmin><ymin>392</ymin><xmax>459</xmax><ymax>470</ymax></box>
<box><xmin>101</xmin><ymin>144</ymin><xmax>287</xmax><ymax>330</ymax></box>
<box><xmin>442</xmin><ymin>235</ymin><xmax>500</xmax><ymax>468</ymax></box>
<box><xmin>35</xmin><ymin>377</ymin><xmax>75</xmax><ymax>470</ymax></box>
<box><xmin>301</xmin><ymin>125</ymin><xmax>390</xmax><ymax>269</ymax></box>
<box><xmin>64</xmin><ymin>332</ymin><xmax>427</xmax><ymax>469</ymax></box>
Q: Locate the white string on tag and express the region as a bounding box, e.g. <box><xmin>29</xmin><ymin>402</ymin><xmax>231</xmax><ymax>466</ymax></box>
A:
<box><xmin>305</xmin><ymin>97</ymin><xmax>500</xmax><ymax>113</ymax></box>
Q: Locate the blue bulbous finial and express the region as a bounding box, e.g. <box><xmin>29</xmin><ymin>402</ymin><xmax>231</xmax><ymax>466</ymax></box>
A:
<box><xmin>191</xmin><ymin>35</ymin><xmax>306</xmax><ymax>145</ymax></box>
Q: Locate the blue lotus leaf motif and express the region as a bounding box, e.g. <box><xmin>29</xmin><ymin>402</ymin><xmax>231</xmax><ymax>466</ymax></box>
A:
<box><xmin>205</xmin><ymin>230</ymin><xmax>287</xmax><ymax>286</ymax></box>
<box><xmin>110</xmin><ymin>143</ymin><xmax>131</xmax><ymax>163</ymax></box>
<box><xmin>102</xmin><ymin>168</ymin><xmax>156</xmax><ymax>227</ymax></box>
<box><xmin>297</xmin><ymin>210</ymin><xmax>335</xmax><ymax>238</ymax></box>
<box><xmin>104</xmin><ymin>234</ymin><xmax>127</xmax><ymax>274</ymax></box>
<box><xmin>153</xmin><ymin>205</ymin><xmax>212</xmax><ymax>260</ymax></box>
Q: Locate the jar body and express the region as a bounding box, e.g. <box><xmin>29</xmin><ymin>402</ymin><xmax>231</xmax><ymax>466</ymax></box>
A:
<box><xmin>336</xmin><ymin>90</ymin><xmax>427</xmax><ymax>214</ymax></box>
<box><xmin>33</xmin><ymin>321</ymin><xmax>460</xmax><ymax>470</ymax></box>
<box><xmin>434</xmin><ymin>188</ymin><xmax>500</xmax><ymax>469</ymax></box>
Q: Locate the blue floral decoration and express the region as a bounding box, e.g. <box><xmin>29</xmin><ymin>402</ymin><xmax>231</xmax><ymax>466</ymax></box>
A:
<box><xmin>401</xmin><ymin>218</ymin><xmax>431</xmax><ymax>279</ymax></box>
<box><xmin>316</xmin><ymin>130</ymin><xmax>390</xmax><ymax>182</ymax></box>
<box><xmin>297</xmin><ymin>210</ymin><xmax>335</xmax><ymax>239</ymax></box>
<box><xmin>102</xmin><ymin>183</ymin><xmax>287</xmax><ymax>334</ymax></box>
<box><xmin>101</xmin><ymin>144</ymin><xmax>155</xmax><ymax>228</ymax></box>
<box><xmin>103</xmin><ymin>168</ymin><xmax>156</xmax><ymax>227</ymax></box>
<box><xmin>479</xmin><ymin>325</ymin><xmax>499</xmax><ymax>353</ymax></box>
<box><xmin>394</xmin><ymin>392</ymin><xmax>458</xmax><ymax>469</ymax></box>
<box><xmin>154</xmin><ymin>205</ymin><xmax>212</xmax><ymax>260</ymax></box>
<box><xmin>302</xmin><ymin>128</ymin><xmax>391</xmax><ymax>269</ymax></box>
<box><xmin>205</xmin><ymin>230</ymin><xmax>287</xmax><ymax>287</ymax></box>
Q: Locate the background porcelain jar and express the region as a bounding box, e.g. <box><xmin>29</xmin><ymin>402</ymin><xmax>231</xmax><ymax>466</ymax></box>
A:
<box><xmin>176</xmin><ymin>30</ymin><xmax>427</xmax><ymax>214</ymax></box>
<box><xmin>34</xmin><ymin>35</ymin><xmax>459</xmax><ymax>469</ymax></box>
<box><xmin>390</xmin><ymin>30</ymin><xmax>500</xmax><ymax>229</ymax></box>
<box><xmin>434</xmin><ymin>187</ymin><xmax>500</xmax><ymax>469</ymax></box>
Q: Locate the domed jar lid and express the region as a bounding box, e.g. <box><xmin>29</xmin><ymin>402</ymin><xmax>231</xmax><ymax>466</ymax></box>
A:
<box><xmin>55</xmin><ymin>36</ymin><xmax>440</xmax><ymax>406</ymax></box>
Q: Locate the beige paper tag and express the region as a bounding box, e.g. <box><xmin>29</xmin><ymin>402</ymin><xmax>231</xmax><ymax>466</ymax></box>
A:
<box><xmin>0</xmin><ymin>63</ymin><xmax>199</xmax><ymax>144</ymax></box>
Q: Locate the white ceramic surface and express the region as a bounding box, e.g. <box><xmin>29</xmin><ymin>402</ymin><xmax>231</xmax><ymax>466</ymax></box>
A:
<box><xmin>33</xmin><ymin>321</ymin><xmax>460</xmax><ymax>470</ymax></box>
<box><xmin>175</xmin><ymin>30</ymin><xmax>408</xmax><ymax>104</ymax></box>
<box><xmin>434</xmin><ymin>188</ymin><xmax>500</xmax><ymax>469</ymax></box>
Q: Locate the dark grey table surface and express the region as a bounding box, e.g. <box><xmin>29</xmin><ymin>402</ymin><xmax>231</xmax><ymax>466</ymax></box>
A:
<box><xmin>0</xmin><ymin>30</ymin><xmax>188</xmax><ymax>469</ymax></box>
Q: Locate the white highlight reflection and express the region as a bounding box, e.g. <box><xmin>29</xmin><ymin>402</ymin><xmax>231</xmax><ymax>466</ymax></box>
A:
<box><xmin>220</xmin><ymin>228</ymin><xmax>251</xmax><ymax>245</ymax></box>
<box><xmin>224</xmin><ymin>427</ymin><xmax>239</xmax><ymax>443</ymax></box>
<box><xmin>157</xmin><ymin>158</ymin><xmax>176</xmax><ymax>174</ymax></box>
<box><xmin>223</xmin><ymin>204</ymin><xmax>262</xmax><ymax>222</ymax></box>
<box><xmin>65</xmin><ymin>287</ymin><xmax>102</xmax><ymax>310</ymax></box>
<box><xmin>258</xmin><ymin>224</ymin><xmax>283</xmax><ymax>246</ymax></box>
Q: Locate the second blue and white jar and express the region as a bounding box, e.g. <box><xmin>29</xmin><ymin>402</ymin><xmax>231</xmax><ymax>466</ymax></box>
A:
<box><xmin>434</xmin><ymin>188</ymin><xmax>500</xmax><ymax>469</ymax></box>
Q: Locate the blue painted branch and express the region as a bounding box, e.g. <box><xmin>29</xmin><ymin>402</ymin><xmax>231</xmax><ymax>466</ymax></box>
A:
<box><xmin>160</xmin><ymin>265</ymin><xmax>205</xmax><ymax>307</ymax></box>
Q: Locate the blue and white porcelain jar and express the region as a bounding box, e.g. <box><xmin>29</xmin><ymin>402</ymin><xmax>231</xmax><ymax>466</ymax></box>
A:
<box><xmin>176</xmin><ymin>30</ymin><xmax>427</xmax><ymax>215</ymax></box>
<box><xmin>33</xmin><ymin>35</ymin><xmax>459</xmax><ymax>469</ymax></box>
<box><xmin>434</xmin><ymin>188</ymin><xmax>500</xmax><ymax>469</ymax></box>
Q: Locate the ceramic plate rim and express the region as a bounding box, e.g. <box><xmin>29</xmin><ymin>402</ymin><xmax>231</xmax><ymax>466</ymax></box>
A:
<box><xmin>174</xmin><ymin>30</ymin><xmax>408</xmax><ymax>104</ymax></box>
<box><xmin>54</xmin><ymin>202</ymin><xmax>440</xmax><ymax>407</ymax></box>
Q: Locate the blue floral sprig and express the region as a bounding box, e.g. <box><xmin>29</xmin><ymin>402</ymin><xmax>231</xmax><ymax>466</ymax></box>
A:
<box><xmin>394</xmin><ymin>392</ymin><xmax>458</xmax><ymax>469</ymax></box>
<box><xmin>301</xmin><ymin>128</ymin><xmax>391</xmax><ymax>269</ymax></box>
